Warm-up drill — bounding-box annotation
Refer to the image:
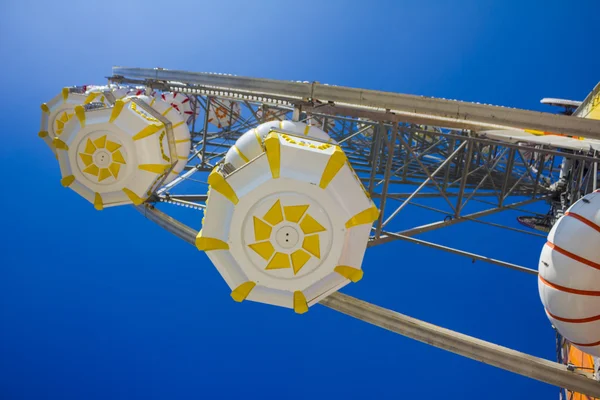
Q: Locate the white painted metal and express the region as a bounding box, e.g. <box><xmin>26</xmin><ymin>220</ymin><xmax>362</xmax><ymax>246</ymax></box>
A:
<box><xmin>224</xmin><ymin>120</ymin><xmax>331</xmax><ymax>170</ymax></box>
<box><xmin>40</xmin><ymin>89</ymin><xmax>112</xmax><ymax>155</ymax></box>
<box><xmin>57</xmin><ymin>100</ymin><xmax>175</xmax><ymax>208</ymax></box>
<box><xmin>200</xmin><ymin>131</ymin><xmax>375</xmax><ymax>310</ymax></box>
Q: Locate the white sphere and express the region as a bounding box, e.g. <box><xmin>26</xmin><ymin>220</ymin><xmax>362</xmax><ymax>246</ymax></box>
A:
<box><xmin>539</xmin><ymin>191</ymin><xmax>600</xmax><ymax>356</ymax></box>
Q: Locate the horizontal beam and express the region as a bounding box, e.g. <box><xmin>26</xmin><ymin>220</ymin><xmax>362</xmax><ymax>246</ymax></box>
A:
<box><xmin>383</xmin><ymin>232</ymin><xmax>538</xmax><ymax>275</ymax></box>
<box><xmin>320</xmin><ymin>292</ymin><xmax>600</xmax><ymax>398</ymax></box>
<box><xmin>135</xmin><ymin>203</ymin><xmax>600</xmax><ymax>397</ymax></box>
<box><xmin>113</xmin><ymin>67</ymin><xmax>600</xmax><ymax>139</ymax></box>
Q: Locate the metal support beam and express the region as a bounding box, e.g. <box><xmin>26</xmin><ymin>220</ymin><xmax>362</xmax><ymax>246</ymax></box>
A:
<box><xmin>136</xmin><ymin>204</ymin><xmax>600</xmax><ymax>397</ymax></box>
<box><xmin>320</xmin><ymin>292</ymin><xmax>600</xmax><ymax>398</ymax></box>
<box><xmin>113</xmin><ymin>67</ymin><xmax>600</xmax><ymax>139</ymax></box>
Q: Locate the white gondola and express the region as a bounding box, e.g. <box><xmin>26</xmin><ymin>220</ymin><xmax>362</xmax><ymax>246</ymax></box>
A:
<box><xmin>39</xmin><ymin>87</ymin><xmax>112</xmax><ymax>155</ymax></box>
<box><xmin>54</xmin><ymin>98</ymin><xmax>177</xmax><ymax>209</ymax></box>
<box><xmin>197</xmin><ymin>121</ymin><xmax>377</xmax><ymax>313</ymax></box>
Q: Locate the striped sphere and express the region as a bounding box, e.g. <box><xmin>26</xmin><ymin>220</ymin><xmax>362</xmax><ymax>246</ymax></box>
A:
<box><xmin>539</xmin><ymin>191</ymin><xmax>600</xmax><ymax>356</ymax></box>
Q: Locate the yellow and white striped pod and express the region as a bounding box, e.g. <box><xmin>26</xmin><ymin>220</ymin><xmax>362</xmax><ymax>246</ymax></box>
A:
<box><xmin>539</xmin><ymin>191</ymin><xmax>600</xmax><ymax>356</ymax></box>
<box><xmin>198</xmin><ymin>122</ymin><xmax>378</xmax><ymax>313</ymax></box>
<box><xmin>127</xmin><ymin>95</ymin><xmax>191</xmax><ymax>184</ymax></box>
<box><xmin>55</xmin><ymin>99</ymin><xmax>177</xmax><ymax>210</ymax></box>
<box><xmin>39</xmin><ymin>88</ymin><xmax>112</xmax><ymax>155</ymax></box>
<box><xmin>224</xmin><ymin>120</ymin><xmax>333</xmax><ymax>171</ymax></box>
<box><xmin>207</xmin><ymin>98</ymin><xmax>241</xmax><ymax>129</ymax></box>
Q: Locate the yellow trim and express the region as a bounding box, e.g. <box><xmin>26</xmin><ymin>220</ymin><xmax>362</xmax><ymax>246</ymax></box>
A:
<box><xmin>98</xmin><ymin>168</ymin><xmax>111</xmax><ymax>182</ymax></box>
<box><xmin>232</xmin><ymin>145</ymin><xmax>249</xmax><ymax>163</ymax></box>
<box><xmin>138</xmin><ymin>164</ymin><xmax>169</xmax><ymax>174</ymax></box>
<box><xmin>175</xmin><ymin>138</ymin><xmax>191</xmax><ymax>144</ymax></box>
<box><xmin>112</xmin><ymin>150</ymin><xmax>126</xmax><ymax>164</ymax></box>
<box><xmin>109</xmin><ymin>163</ymin><xmax>121</xmax><ymax>178</ymax></box>
<box><xmin>264</xmin><ymin>132</ymin><xmax>280</xmax><ymax>178</ymax></box>
<box><xmin>177</xmin><ymin>156</ymin><xmax>188</xmax><ymax>160</ymax></box>
<box><xmin>74</xmin><ymin>105</ymin><xmax>85</xmax><ymax>128</ymax></box>
<box><xmin>302</xmin><ymin>234</ymin><xmax>320</xmax><ymax>258</ymax></box>
<box><xmin>38</xmin><ymin>130</ymin><xmax>48</xmax><ymax>138</ymax></box>
<box><xmin>283</xmin><ymin>204</ymin><xmax>309</xmax><ymax>223</ymax></box>
<box><xmin>195</xmin><ymin>233</ymin><xmax>229</xmax><ymax>251</ymax></box>
<box><xmin>293</xmin><ymin>291</ymin><xmax>308</xmax><ymax>314</ymax></box>
<box><xmin>150</xmin><ymin>97</ymin><xmax>156</xmax><ymax>106</ymax></box>
<box><xmin>266</xmin><ymin>252</ymin><xmax>291</xmax><ymax>270</ymax></box>
<box><xmin>93</xmin><ymin>135</ymin><xmax>106</xmax><ymax>149</ymax></box>
<box><xmin>291</xmin><ymin>249</ymin><xmax>311</xmax><ymax>275</ymax></box>
<box><xmin>105</xmin><ymin>140</ymin><xmax>121</xmax><ymax>153</ymax></box>
<box><xmin>172</xmin><ymin>120</ymin><xmax>185</xmax><ymax>129</ymax></box>
<box><xmin>83</xmin><ymin>164</ymin><xmax>99</xmax><ymax>176</ymax></box>
<box><xmin>162</xmin><ymin>106</ymin><xmax>173</xmax><ymax>116</ymax></box>
<box><xmin>79</xmin><ymin>153</ymin><xmax>93</xmax><ymax>166</ymax></box>
<box><xmin>279</xmin><ymin>121</ymin><xmax>283</xmax><ymax>130</ymax></box>
<box><xmin>207</xmin><ymin>169</ymin><xmax>239</xmax><ymax>204</ymax></box>
<box><xmin>263</xmin><ymin>199</ymin><xmax>283</xmax><ymax>225</ymax></box>
<box><xmin>253</xmin><ymin>216</ymin><xmax>272</xmax><ymax>241</ymax></box>
<box><xmin>334</xmin><ymin>266</ymin><xmax>364</xmax><ymax>283</ymax></box>
<box><xmin>84</xmin><ymin>92</ymin><xmax>98</xmax><ymax>104</ymax></box>
<box><xmin>122</xmin><ymin>188</ymin><xmax>145</xmax><ymax>205</ymax></box>
<box><xmin>248</xmin><ymin>241</ymin><xmax>275</xmax><ymax>260</ymax></box>
<box><xmin>254</xmin><ymin>128</ymin><xmax>263</xmax><ymax>149</ymax></box>
<box><xmin>132</xmin><ymin>124</ymin><xmax>162</xmax><ymax>141</ymax></box>
<box><xmin>93</xmin><ymin>192</ymin><xmax>103</xmax><ymax>210</ymax></box>
<box><xmin>299</xmin><ymin>213</ymin><xmax>326</xmax><ymax>234</ymax></box>
<box><xmin>53</xmin><ymin>138</ymin><xmax>69</xmax><ymax>150</ymax></box>
<box><xmin>41</xmin><ymin>103</ymin><xmax>50</xmax><ymax>113</ymax></box>
<box><xmin>109</xmin><ymin>100</ymin><xmax>125</xmax><ymax>123</ymax></box>
<box><xmin>61</xmin><ymin>87</ymin><xmax>69</xmax><ymax>102</ymax></box>
<box><xmin>231</xmin><ymin>282</ymin><xmax>256</xmax><ymax>302</ymax></box>
<box><xmin>319</xmin><ymin>147</ymin><xmax>347</xmax><ymax>189</ymax></box>
<box><xmin>303</xmin><ymin>124</ymin><xmax>310</xmax><ymax>135</ymax></box>
<box><xmin>345</xmin><ymin>206</ymin><xmax>379</xmax><ymax>228</ymax></box>
<box><xmin>61</xmin><ymin>175</ymin><xmax>75</xmax><ymax>187</ymax></box>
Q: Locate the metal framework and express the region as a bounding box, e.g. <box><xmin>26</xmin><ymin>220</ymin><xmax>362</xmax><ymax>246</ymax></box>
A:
<box><xmin>111</xmin><ymin>67</ymin><xmax>600</xmax><ymax>396</ymax></box>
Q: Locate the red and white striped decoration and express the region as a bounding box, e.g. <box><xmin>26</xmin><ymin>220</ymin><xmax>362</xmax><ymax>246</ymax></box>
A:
<box><xmin>539</xmin><ymin>190</ymin><xmax>600</xmax><ymax>356</ymax></box>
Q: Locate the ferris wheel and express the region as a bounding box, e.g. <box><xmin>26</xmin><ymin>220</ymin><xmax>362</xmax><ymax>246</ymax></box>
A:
<box><xmin>38</xmin><ymin>66</ymin><xmax>600</xmax><ymax>398</ymax></box>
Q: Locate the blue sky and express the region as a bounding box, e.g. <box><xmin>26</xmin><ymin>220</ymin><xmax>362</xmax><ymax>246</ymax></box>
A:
<box><xmin>1</xmin><ymin>0</ymin><xmax>600</xmax><ymax>399</ymax></box>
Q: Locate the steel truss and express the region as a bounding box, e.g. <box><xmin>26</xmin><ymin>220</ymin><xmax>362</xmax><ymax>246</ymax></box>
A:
<box><xmin>111</xmin><ymin>67</ymin><xmax>600</xmax><ymax>396</ymax></box>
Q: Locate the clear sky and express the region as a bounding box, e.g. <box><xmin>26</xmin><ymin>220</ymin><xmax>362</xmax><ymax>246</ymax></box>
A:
<box><xmin>1</xmin><ymin>0</ymin><xmax>599</xmax><ymax>399</ymax></box>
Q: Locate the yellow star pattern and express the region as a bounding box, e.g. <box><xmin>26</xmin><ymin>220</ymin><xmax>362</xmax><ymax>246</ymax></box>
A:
<box><xmin>78</xmin><ymin>135</ymin><xmax>126</xmax><ymax>182</ymax></box>
<box><xmin>248</xmin><ymin>199</ymin><xmax>326</xmax><ymax>275</ymax></box>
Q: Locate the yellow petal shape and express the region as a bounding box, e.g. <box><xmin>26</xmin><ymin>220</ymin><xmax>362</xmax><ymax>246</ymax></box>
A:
<box><xmin>106</xmin><ymin>140</ymin><xmax>121</xmax><ymax>152</ymax></box>
<box><xmin>283</xmin><ymin>204</ymin><xmax>309</xmax><ymax>223</ymax></box>
<box><xmin>300</xmin><ymin>213</ymin><xmax>326</xmax><ymax>234</ymax></box>
<box><xmin>302</xmin><ymin>234</ymin><xmax>320</xmax><ymax>259</ymax></box>
<box><xmin>266</xmin><ymin>252</ymin><xmax>291</xmax><ymax>270</ymax></box>
<box><xmin>84</xmin><ymin>138</ymin><xmax>96</xmax><ymax>154</ymax></box>
<box><xmin>83</xmin><ymin>164</ymin><xmax>99</xmax><ymax>176</ymax></box>
<box><xmin>291</xmin><ymin>249</ymin><xmax>311</xmax><ymax>275</ymax></box>
<box><xmin>263</xmin><ymin>199</ymin><xmax>283</xmax><ymax>225</ymax></box>
<box><xmin>79</xmin><ymin>153</ymin><xmax>93</xmax><ymax>166</ymax></box>
<box><xmin>98</xmin><ymin>168</ymin><xmax>111</xmax><ymax>182</ymax></box>
<box><xmin>253</xmin><ymin>217</ymin><xmax>272</xmax><ymax>241</ymax></box>
<box><xmin>248</xmin><ymin>241</ymin><xmax>275</xmax><ymax>261</ymax></box>
<box><xmin>109</xmin><ymin>162</ymin><xmax>121</xmax><ymax>178</ymax></box>
<box><xmin>112</xmin><ymin>150</ymin><xmax>126</xmax><ymax>164</ymax></box>
<box><xmin>93</xmin><ymin>135</ymin><xmax>107</xmax><ymax>149</ymax></box>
